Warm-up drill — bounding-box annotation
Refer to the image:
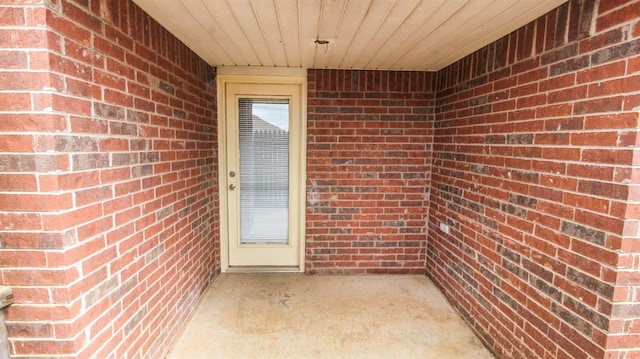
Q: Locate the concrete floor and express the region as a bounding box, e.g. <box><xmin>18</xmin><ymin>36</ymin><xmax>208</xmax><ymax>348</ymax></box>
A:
<box><xmin>168</xmin><ymin>274</ymin><xmax>495</xmax><ymax>359</ymax></box>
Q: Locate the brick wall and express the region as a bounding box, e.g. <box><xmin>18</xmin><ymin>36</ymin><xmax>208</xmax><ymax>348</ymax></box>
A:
<box><xmin>2</xmin><ymin>0</ymin><xmax>639</xmax><ymax>357</ymax></box>
<box><xmin>306</xmin><ymin>70</ymin><xmax>434</xmax><ymax>274</ymax></box>
<box><xmin>428</xmin><ymin>0</ymin><xmax>640</xmax><ymax>358</ymax></box>
<box><xmin>0</xmin><ymin>1</ymin><xmax>219</xmax><ymax>358</ymax></box>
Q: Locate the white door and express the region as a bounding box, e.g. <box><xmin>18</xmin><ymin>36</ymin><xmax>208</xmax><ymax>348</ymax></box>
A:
<box><xmin>221</xmin><ymin>81</ymin><xmax>305</xmax><ymax>270</ymax></box>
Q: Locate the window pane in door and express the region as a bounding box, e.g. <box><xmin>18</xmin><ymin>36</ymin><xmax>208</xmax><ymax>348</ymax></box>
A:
<box><xmin>238</xmin><ymin>98</ymin><xmax>289</xmax><ymax>244</ymax></box>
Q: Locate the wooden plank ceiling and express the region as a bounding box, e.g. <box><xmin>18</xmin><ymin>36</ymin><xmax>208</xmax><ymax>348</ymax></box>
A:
<box><xmin>132</xmin><ymin>0</ymin><xmax>568</xmax><ymax>71</ymax></box>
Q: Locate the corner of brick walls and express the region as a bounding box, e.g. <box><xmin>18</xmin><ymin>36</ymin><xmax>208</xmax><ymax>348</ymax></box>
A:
<box><xmin>306</xmin><ymin>69</ymin><xmax>435</xmax><ymax>274</ymax></box>
<box><xmin>0</xmin><ymin>1</ymin><xmax>219</xmax><ymax>358</ymax></box>
<box><xmin>428</xmin><ymin>0</ymin><xmax>640</xmax><ymax>358</ymax></box>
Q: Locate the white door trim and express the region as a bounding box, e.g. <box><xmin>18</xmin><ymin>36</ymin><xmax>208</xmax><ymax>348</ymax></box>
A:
<box><xmin>217</xmin><ymin>69</ymin><xmax>307</xmax><ymax>273</ymax></box>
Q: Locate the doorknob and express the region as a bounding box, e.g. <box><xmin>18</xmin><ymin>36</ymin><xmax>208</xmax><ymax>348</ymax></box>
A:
<box><xmin>229</xmin><ymin>184</ymin><xmax>236</xmax><ymax>190</ymax></box>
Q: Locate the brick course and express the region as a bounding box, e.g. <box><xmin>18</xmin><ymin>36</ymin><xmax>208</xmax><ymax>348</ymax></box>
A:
<box><xmin>0</xmin><ymin>1</ymin><xmax>219</xmax><ymax>358</ymax></box>
<box><xmin>429</xmin><ymin>0</ymin><xmax>640</xmax><ymax>358</ymax></box>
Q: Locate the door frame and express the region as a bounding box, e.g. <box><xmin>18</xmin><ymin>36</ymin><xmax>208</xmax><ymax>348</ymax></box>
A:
<box><xmin>217</xmin><ymin>67</ymin><xmax>307</xmax><ymax>273</ymax></box>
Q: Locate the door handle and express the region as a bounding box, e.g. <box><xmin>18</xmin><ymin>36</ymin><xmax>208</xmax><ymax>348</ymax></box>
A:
<box><xmin>229</xmin><ymin>184</ymin><xmax>236</xmax><ymax>190</ymax></box>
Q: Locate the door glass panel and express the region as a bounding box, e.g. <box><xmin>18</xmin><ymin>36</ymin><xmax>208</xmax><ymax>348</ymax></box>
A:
<box><xmin>238</xmin><ymin>98</ymin><xmax>289</xmax><ymax>244</ymax></box>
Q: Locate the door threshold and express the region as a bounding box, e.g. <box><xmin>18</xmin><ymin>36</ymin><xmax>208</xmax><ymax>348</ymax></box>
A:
<box><xmin>226</xmin><ymin>266</ymin><xmax>302</xmax><ymax>273</ymax></box>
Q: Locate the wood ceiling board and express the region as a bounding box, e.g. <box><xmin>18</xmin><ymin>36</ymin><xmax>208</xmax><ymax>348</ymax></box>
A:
<box><xmin>180</xmin><ymin>0</ymin><xmax>245</xmax><ymax>65</ymax></box>
<box><xmin>404</xmin><ymin>0</ymin><xmax>516</xmax><ymax>70</ymax></box>
<box><xmin>140</xmin><ymin>0</ymin><xmax>234</xmax><ymax>65</ymax></box>
<box><xmin>299</xmin><ymin>0</ymin><xmax>322</xmax><ymax>68</ymax></box>
<box><xmin>204</xmin><ymin>0</ymin><xmax>263</xmax><ymax>66</ymax></box>
<box><xmin>316</xmin><ymin>0</ymin><xmax>348</xmax><ymax>39</ymax></box>
<box><xmin>312</xmin><ymin>0</ymin><xmax>348</xmax><ymax>68</ymax></box>
<box><xmin>336</xmin><ymin>0</ymin><xmax>396</xmax><ymax>69</ymax></box>
<box><xmin>349</xmin><ymin>0</ymin><xmax>422</xmax><ymax>70</ymax></box>
<box><xmin>251</xmin><ymin>0</ymin><xmax>289</xmax><ymax>67</ymax></box>
<box><xmin>428</xmin><ymin>0</ymin><xmax>568</xmax><ymax>70</ymax></box>
<box><xmin>226</xmin><ymin>0</ymin><xmax>275</xmax><ymax>66</ymax></box>
<box><xmin>392</xmin><ymin>0</ymin><xmax>502</xmax><ymax>70</ymax></box>
<box><xmin>274</xmin><ymin>0</ymin><xmax>303</xmax><ymax>67</ymax></box>
<box><xmin>323</xmin><ymin>0</ymin><xmax>371</xmax><ymax>69</ymax></box>
<box><xmin>371</xmin><ymin>0</ymin><xmax>470</xmax><ymax>70</ymax></box>
<box><xmin>360</xmin><ymin>0</ymin><xmax>445</xmax><ymax>70</ymax></box>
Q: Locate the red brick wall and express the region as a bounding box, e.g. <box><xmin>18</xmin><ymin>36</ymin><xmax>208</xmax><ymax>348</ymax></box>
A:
<box><xmin>0</xmin><ymin>1</ymin><xmax>219</xmax><ymax>358</ymax></box>
<box><xmin>3</xmin><ymin>0</ymin><xmax>639</xmax><ymax>358</ymax></box>
<box><xmin>306</xmin><ymin>70</ymin><xmax>434</xmax><ymax>274</ymax></box>
<box><xmin>428</xmin><ymin>0</ymin><xmax>640</xmax><ymax>358</ymax></box>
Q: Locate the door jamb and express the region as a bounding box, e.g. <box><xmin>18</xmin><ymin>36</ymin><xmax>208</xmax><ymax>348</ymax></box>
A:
<box><xmin>216</xmin><ymin>67</ymin><xmax>307</xmax><ymax>273</ymax></box>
